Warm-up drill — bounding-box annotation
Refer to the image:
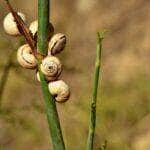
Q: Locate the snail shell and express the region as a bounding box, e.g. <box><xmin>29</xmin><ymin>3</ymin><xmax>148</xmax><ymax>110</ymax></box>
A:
<box><xmin>29</xmin><ymin>20</ymin><xmax>54</xmax><ymax>38</ymax></box>
<box><xmin>48</xmin><ymin>80</ymin><xmax>70</xmax><ymax>102</ymax></box>
<box><xmin>40</xmin><ymin>56</ymin><xmax>62</xmax><ymax>81</ymax></box>
<box><xmin>3</xmin><ymin>12</ymin><xmax>26</xmax><ymax>36</ymax></box>
<box><xmin>29</xmin><ymin>20</ymin><xmax>38</xmax><ymax>37</ymax></box>
<box><xmin>17</xmin><ymin>44</ymin><xmax>37</xmax><ymax>69</ymax></box>
<box><xmin>48</xmin><ymin>33</ymin><xmax>66</xmax><ymax>55</ymax></box>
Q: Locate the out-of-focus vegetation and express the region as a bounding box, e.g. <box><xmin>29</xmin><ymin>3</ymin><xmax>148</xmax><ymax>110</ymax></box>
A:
<box><xmin>0</xmin><ymin>0</ymin><xmax>150</xmax><ymax>149</ymax></box>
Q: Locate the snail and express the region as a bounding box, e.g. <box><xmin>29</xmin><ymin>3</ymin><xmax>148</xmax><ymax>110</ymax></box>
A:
<box><xmin>3</xmin><ymin>12</ymin><xmax>26</xmax><ymax>36</ymax></box>
<box><xmin>17</xmin><ymin>44</ymin><xmax>37</xmax><ymax>69</ymax></box>
<box><xmin>40</xmin><ymin>56</ymin><xmax>62</xmax><ymax>81</ymax></box>
<box><xmin>29</xmin><ymin>20</ymin><xmax>54</xmax><ymax>38</ymax></box>
<box><xmin>48</xmin><ymin>80</ymin><xmax>70</xmax><ymax>102</ymax></box>
<box><xmin>48</xmin><ymin>33</ymin><xmax>66</xmax><ymax>55</ymax></box>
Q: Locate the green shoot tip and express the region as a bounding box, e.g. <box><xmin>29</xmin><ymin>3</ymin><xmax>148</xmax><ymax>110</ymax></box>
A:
<box><xmin>97</xmin><ymin>29</ymin><xmax>108</xmax><ymax>41</ymax></box>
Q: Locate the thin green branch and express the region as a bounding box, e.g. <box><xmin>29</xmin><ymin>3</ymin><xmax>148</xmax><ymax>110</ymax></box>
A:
<box><xmin>99</xmin><ymin>140</ymin><xmax>107</xmax><ymax>150</ymax></box>
<box><xmin>87</xmin><ymin>31</ymin><xmax>105</xmax><ymax>150</ymax></box>
<box><xmin>0</xmin><ymin>38</ymin><xmax>24</xmax><ymax>108</ymax></box>
<box><xmin>0</xmin><ymin>53</ymin><xmax>12</xmax><ymax>107</ymax></box>
<box><xmin>38</xmin><ymin>0</ymin><xmax>65</xmax><ymax>149</ymax></box>
<box><xmin>38</xmin><ymin>0</ymin><xmax>49</xmax><ymax>55</ymax></box>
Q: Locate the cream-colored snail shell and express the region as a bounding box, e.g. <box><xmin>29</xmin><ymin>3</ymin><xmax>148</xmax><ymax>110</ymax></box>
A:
<box><xmin>29</xmin><ymin>20</ymin><xmax>38</xmax><ymax>37</ymax></box>
<box><xmin>29</xmin><ymin>20</ymin><xmax>54</xmax><ymax>37</ymax></box>
<box><xmin>17</xmin><ymin>44</ymin><xmax>37</xmax><ymax>69</ymax></box>
<box><xmin>48</xmin><ymin>80</ymin><xmax>70</xmax><ymax>102</ymax></box>
<box><xmin>48</xmin><ymin>33</ymin><xmax>66</xmax><ymax>55</ymax></box>
<box><xmin>40</xmin><ymin>56</ymin><xmax>62</xmax><ymax>81</ymax></box>
<box><xmin>3</xmin><ymin>12</ymin><xmax>26</xmax><ymax>36</ymax></box>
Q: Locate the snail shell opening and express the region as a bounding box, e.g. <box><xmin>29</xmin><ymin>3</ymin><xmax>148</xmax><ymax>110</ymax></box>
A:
<box><xmin>48</xmin><ymin>33</ymin><xmax>66</xmax><ymax>55</ymax></box>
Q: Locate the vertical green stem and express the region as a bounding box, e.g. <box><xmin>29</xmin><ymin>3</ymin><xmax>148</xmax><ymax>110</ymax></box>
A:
<box><xmin>38</xmin><ymin>0</ymin><xmax>49</xmax><ymax>55</ymax></box>
<box><xmin>0</xmin><ymin>38</ymin><xmax>24</xmax><ymax>108</ymax></box>
<box><xmin>87</xmin><ymin>32</ymin><xmax>104</xmax><ymax>150</ymax></box>
<box><xmin>0</xmin><ymin>54</ymin><xmax>12</xmax><ymax>107</ymax></box>
<box><xmin>38</xmin><ymin>0</ymin><xmax>65</xmax><ymax>149</ymax></box>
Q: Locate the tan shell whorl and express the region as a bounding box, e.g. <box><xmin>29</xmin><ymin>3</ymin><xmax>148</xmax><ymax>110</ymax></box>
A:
<box><xmin>17</xmin><ymin>44</ymin><xmax>37</xmax><ymax>69</ymax></box>
<box><xmin>40</xmin><ymin>56</ymin><xmax>62</xmax><ymax>81</ymax></box>
<box><xmin>48</xmin><ymin>80</ymin><xmax>70</xmax><ymax>102</ymax></box>
<box><xmin>48</xmin><ymin>33</ymin><xmax>66</xmax><ymax>55</ymax></box>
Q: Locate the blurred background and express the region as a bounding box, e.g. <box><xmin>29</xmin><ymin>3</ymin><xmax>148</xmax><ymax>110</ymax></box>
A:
<box><xmin>0</xmin><ymin>0</ymin><xmax>150</xmax><ymax>149</ymax></box>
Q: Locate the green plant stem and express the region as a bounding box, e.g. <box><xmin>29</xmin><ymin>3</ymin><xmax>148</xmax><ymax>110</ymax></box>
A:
<box><xmin>0</xmin><ymin>38</ymin><xmax>24</xmax><ymax>108</ymax></box>
<box><xmin>38</xmin><ymin>0</ymin><xmax>49</xmax><ymax>55</ymax></box>
<box><xmin>87</xmin><ymin>32</ymin><xmax>104</xmax><ymax>150</ymax></box>
<box><xmin>38</xmin><ymin>0</ymin><xmax>65</xmax><ymax>149</ymax></box>
<box><xmin>99</xmin><ymin>140</ymin><xmax>107</xmax><ymax>150</ymax></box>
<box><xmin>0</xmin><ymin>53</ymin><xmax>12</xmax><ymax>107</ymax></box>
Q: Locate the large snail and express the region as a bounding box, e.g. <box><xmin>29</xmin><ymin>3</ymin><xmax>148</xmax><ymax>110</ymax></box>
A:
<box><xmin>48</xmin><ymin>80</ymin><xmax>70</xmax><ymax>102</ymax></box>
<box><xmin>17</xmin><ymin>44</ymin><xmax>37</xmax><ymax>69</ymax></box>
<box><xmin>40</xmin><ymin>56</ymin><xmax>62</xmax><ymax>81</ymax></box>
<box><xmin>3</xmin><ymin>12</ymin><xmax>26</xmax><ymax>36</ymax></box>
<box><xmin>48</xmin><ymin>33</ymin><xmax>66</xmax><ymax>55</ymax></box>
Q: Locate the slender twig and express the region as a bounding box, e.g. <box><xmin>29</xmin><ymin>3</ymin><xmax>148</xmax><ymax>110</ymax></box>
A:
<box><xmin>38</xmin><ymin>0</ymin><xmax>65</xmax><ymax>149</ymax></box>
<box><xmin>0</xmin><ymin>53</ymin><xmax>12</xmax><ymax>107</ymax></box>
<box><xmin>87</xmin><ymin>32</ymin><xmax>105</xmax><ymax>150</ymax></box>
<box><xmin>4</xmin><ymin>0</ymin><xmax>36</xmax><ymax>53</ymax></box>
<box><xmin>0</xmin><ymin>38</ymin><xmax>24</xmax><ymax>108</ymax></box>
<box><xmin>99</xmin><ymin>140</ymin><xmax>107</xmax><ymax>150</ymax></box>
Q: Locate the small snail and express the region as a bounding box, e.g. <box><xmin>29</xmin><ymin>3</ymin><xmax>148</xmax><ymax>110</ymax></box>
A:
<box><xmin>17</xmin><ymin>44</ymin><xmax>37</xmax><ymax>69</ymax></box>
<box><xmin>48</xmin><ymin>33</ymin><xmax>66</xmax><ymax>55</ymax></box>
<box><xmin>3</xmin><ymin>12</ymin><xmax>26</xmax><ymax>36</ymax></box>
<box><xmin>40</xmin><ymin>56</ymin><xmax>62</xmax><ymax>81</ymax></box>
<box><xmin>29</xmin><ymin>20</ymin><xmax>54</xmax><ymax>38</ymax></box>
<box><xmin>48</xmin><ymin>80</ymin><xmax>70</xmax><ymax>102</ymax></box>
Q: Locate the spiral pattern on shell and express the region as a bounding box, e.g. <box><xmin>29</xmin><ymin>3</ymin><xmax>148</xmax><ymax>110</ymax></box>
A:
<box><xmin>40</xmin><ymin>56</ymin><xmax>62</xmax><ymax>81</ymax></box>
<box><xmin>17</xmin><ymin>44</ymin><xmax>37</xmax><ymax>69</ymax></box>
<box><xmin>48</xmin><ymin>33</ymin><xmax>66</xmax><ymax>55</ymax></box>
<box><xmin>48</xmin><ymin>80</ymin><xmax>70</xmax><ymax>102</ymax></box>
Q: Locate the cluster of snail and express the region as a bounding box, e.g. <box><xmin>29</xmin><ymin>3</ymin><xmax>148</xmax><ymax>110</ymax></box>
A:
<box><xmin>3</xmin><ymin>12</ymin><xmax>70</xmax><ymax>103</ymax></box>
